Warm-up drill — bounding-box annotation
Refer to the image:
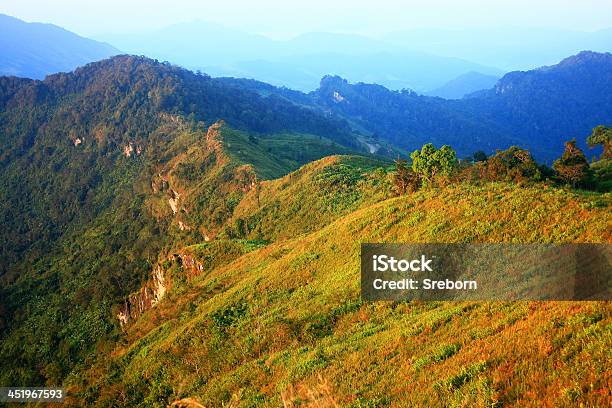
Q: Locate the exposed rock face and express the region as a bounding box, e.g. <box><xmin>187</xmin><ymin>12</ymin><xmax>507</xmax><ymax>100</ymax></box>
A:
<box><xmin>123</xmin><ymin>142</ymin><xmax>142</xmax><ymax>157</ymax></box>
<box><xmin>176</xmin><ymin>252</ymin><xmax>205</xmax><ymax>279</ymax></box>
<box><xmin>205</xmin><ymin>121</ymin><xmax>226</xmax><ymax>162</ymax></box>
<box><xmin>116</xmin><ymin>265</ymin><xmax>167</xmax><ymax>327</ymax></box>
<box><xmin>168</xmin><ymin>189</ymin><xmax>180</xmax><ymax>214</ymax></box>
<box><xmin>123</xmin><ymin>143</ymin><xmax>134</xmax><ymax>157</ymax></box>
<box><xmin>116</xmin><ymin>254</ymin><xmax>204</xmax><ymax>327</ymax></box>
<box><xmin>116</xmin><ymin>121</ymin><xmax>255</xmax><ymax>327</ymax></box>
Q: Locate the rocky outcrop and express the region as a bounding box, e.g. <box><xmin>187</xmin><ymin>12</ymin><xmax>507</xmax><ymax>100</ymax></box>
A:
<box><xmin>116</xmin><ymin>265</ymin><xmax>167</xmax><ymax>327</ymax></box>
<box><xmin>168</xmin><ymin>189</ymin><xmax>180</xmax><ymax>214</ymax></box>
<box><xmin>116</xmin><ymin>253</ymin><xmax>205</xmax><ymax>327</ymax></box>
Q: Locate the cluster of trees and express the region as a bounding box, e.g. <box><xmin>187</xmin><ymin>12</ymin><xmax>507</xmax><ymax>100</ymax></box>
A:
<box><xmin>551</xmin><ymin>125</ymin><xmax>610</xmax><ymax>189</ymax></box>
<box><xmin>392</xmin><ymin>125</ymin><xmax>611</xmax><ymax>194</ymax></box>
<box><xmin>393</xmin><ymin>143</ymin><xmax>457</xmax><ymax>194</ymax></box>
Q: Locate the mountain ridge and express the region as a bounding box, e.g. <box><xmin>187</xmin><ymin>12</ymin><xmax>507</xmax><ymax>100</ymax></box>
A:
<box><xmin>0</xmin><ymin>14</ymin><xmax>119</xmax><ymax>79</ymax></box>
<box><xmin>218</xmin><ymin>51</ymin><xmax>612</xmax><ymax>161</ymax></box>
<box><xmin>0</xmin><ymin>49</ymin><xmax>610</xmax><ymax>406</ymax></box>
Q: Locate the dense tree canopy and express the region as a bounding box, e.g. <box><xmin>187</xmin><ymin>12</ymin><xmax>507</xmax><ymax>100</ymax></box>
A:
<box><xmin>587</xmin><ymin>125</ymin><xmax>611</xmax><ymax>160</ymax></box>
<box><xmin>410</xmin><ymin>143</ymin><xmax>457</xmax><ymax>186</ymax></box>
<box><xmin>553</xmin><ymin>139</ymin><xmax>591</xmax><ymax>187</ymax></box>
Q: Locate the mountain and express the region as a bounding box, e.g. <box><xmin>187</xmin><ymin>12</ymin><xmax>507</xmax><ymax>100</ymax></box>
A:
<box><xmin>310</xmin><ymin>75</ymin><xmax>519</xmax><ymax>157</ymax></box>
<box><xmin>457</xmin><ymin>51</ymin><xmax>612</xmax><ymax>159</ymax></box>
<box><xmin>97</xmin><ymin>21</ymin><xmax>502</xmax><ymax>92</ymax></box>
<box><xmin>426</xmin><ymin>71</ymin><xmax>500</xmax><ymax>99</ymax></box>
<box><xmin>0</xmin><ymin>54</ymin><xmax>366</xmax><ymax>261</ymax></box>
<box><xmin>0</xmin><ymin>14</ymin><xmax>119</xmax><ymax>79</ymax></box>
<box><xmin>384</xmin><ymin>27</ymin><xmax>612</xmax><ymax>70</ymax></box>
<box><xmin>0</xmin><ymin>54</ymin><xmax>610</xmax><ymax>407</ymax></box>
<box><xmin>223</xmin><ymin>51</ymin><xmax>612</xmax><ymax>161</ymax></box>
<box><xmin>205</xmin><ymin>51</ymin><xmax>502</xmax><ymax>92</ymax></box>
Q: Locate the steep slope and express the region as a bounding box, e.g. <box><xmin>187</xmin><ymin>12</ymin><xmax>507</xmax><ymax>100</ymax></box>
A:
<box><xmin>74</xmin><ymin>181</ymin><xmax>611</xmax><ymax>407</ymax></box>
<box><xmin>0</xmin><ymin>14</ymin><xmax>119</xmax><ymax>79</ymax></box>
<box><xmin>0</xmin><ymin>55</ymin><xmax>367</xmax><ymax>386</ymax></box>
<box><xmin>113</xmin><ymin>154</ymin><xmax>390</xmax><ymax>327</ymax></box>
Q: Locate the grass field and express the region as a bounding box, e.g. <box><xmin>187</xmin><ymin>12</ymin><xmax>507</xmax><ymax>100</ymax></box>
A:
<box><xmin>73</xmin><ymin>175</ymin><xmax>611</xmax><ymax>407</ymax></box>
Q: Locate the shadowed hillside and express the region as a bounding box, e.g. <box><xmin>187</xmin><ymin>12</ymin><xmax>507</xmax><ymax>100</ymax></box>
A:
<box><xmin>220</xmin><ymin>51</ymin><xmax>612</xmax><ymax>162</ymax></box>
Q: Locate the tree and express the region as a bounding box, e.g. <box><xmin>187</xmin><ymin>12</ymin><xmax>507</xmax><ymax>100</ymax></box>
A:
<box><xmin>472</xmin><ymin>150</ymin><xmax>488</xmax><ymax>162</ymax></box>
<box><xmin>553</xmin><ymin>139</ymin><xmax>591</xmax><ymax>188</ymax></box>
<box><xmin>410</xmin><ymin>143</ymin><xmax>457</xmax><ymax>186</ymax></box>
<box><xmin>587</xmin><ymin>125</ymin><xmax>611</xmax><ymax>160</ymax></box>
<box><xmin>481</xmin><ymin>146</ymin><xmax>541</xmax><ymax>183</ymax></box>
<box><xmin>392</xmin><ymin>158</ymin><xmax>418</xmax><ymax>195</ymax></box>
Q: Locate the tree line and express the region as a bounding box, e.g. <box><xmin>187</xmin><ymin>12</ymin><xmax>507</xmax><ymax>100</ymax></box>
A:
<box><xmin>393</xmin><ymin>125</ymin><xmax>611</xmax><ymax>194</ymax></box>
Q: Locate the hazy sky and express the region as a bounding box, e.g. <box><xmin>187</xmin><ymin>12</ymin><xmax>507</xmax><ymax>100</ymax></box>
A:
<box><xmin>2</xmin><ymin>0</ymin><xmax>611</xmax><ymax>38</ymax></box>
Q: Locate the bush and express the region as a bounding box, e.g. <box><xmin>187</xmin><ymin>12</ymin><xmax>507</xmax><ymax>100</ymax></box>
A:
<box><xmin>553</xmin><ymin>139</ymin><xmax>591</xmax><ymax>188</ymax></box>
<box><xmin>479</xmin><ymin>146</ymin><xmax>541</xmax><ymax>183</ymax></box>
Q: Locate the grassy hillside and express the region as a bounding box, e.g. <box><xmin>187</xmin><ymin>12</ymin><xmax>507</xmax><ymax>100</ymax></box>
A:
<box><xmin>222</xmin><ymin>127</ymin><xmax>360</xmax><ymax>180</ymax></box>
<box><xmin>73</xmin><ymin>181</ymin><xmax>611</xmax><ymax>407</ymax></box>
<box><xmin>226</xmin><ymin>155</ymin><xmax>390</xmax><ymax>240</ymax></box>
<box><xmin>0</xmin><ymin>56</ymin><xmax>377</xmax><ymax>387</ymax></box>
<box><xmin>1</xmin><ymin>55</ymin><xmax>610</xmax><ymax>407</ymax></box>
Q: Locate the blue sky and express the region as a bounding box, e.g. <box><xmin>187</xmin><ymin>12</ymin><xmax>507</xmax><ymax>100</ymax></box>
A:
<box><xmin>1</xmin><ymin>0</ymin><xmax>612</xmax><ymax>38</ymax></box>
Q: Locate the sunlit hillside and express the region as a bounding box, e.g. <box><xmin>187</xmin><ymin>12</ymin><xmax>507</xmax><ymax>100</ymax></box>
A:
<box><xmin>72</xmin><ymin>162</ymin><xmax>611</xmax><ymax>407</ymax></box>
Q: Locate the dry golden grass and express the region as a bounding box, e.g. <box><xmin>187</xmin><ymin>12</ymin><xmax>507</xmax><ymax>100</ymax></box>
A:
<box><xmin>76</xmin><ymin>179</ymin><xmax>611</xmax><ymax>407</ymax></box>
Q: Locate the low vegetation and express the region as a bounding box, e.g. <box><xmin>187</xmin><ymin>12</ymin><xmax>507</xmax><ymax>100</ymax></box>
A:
<box><xmin>0</xmin><ymin>55</ymin><xmax>609</xmax><ymax>407</ymax></box>
<box><xmin>73</xmin><ymin>179</ymin><xmax>610</xmax><ymax>407</ymax></box>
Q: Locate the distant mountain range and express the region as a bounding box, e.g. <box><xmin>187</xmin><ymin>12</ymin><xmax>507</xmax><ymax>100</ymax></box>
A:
<box><xmin>4</xmin><ymin>14</ymin><xmax>611</xmax><ymax>95</ymax></box>
<box><xmin>0</xmin><ymin>14</ymin><xmax>119</xmax><ymax>79</ymax></box>
<box><xmin>98</xmin><ymin>22</ymin><xmax>504</xmax><ymax>92</ymax></box>
<box><xmin>425</xmin><ymin>72</ymin><xmax>500</xmax><ymax>99</ymax></box>
<box><xmin>219</xmin><ymin>51</ymin><xmax>612</xmax><ymax>161</ymax></box>
<box><xmin>202</xmin><ymin>52</ymin><xmax>502</xmax><ymax>93</ymax></box>
<box><xmin>96</xmin><ymin>21</ymin><xmax>611</xmax><ymax>91</ymax></box>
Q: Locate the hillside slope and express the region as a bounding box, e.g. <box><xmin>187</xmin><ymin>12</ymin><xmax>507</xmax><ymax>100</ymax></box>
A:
<box><xmin>0</xmin><ymin>56</ymin><xmax>369</xmax><ymax>387</ymax></box>
<box><xmin>221</xmin><ymin>51</ymin><xmax>612</xmax><ymax>162</ymax></box>
<box><xmin>458</xmin><ymin>51</ymin><xmax>612</xmax><ymax>157</ymax></box>
<box><xmin>74</xmin><ymin>180</ymin><xmax>611</xmax><ymax>407</ymax></box>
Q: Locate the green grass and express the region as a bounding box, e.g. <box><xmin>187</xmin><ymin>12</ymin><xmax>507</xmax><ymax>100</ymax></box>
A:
<box><xmin>222</xmin><ymin>127</ymin><xmax>363</xmax><ymax>180</ymax></box>
<box><xmin>72</xmin><ymin>178</ymin><xmax>611</xmax><ymax>407</ymax></box>
<box><xmin>226</xmin><ymin>154</ymin><xmax>391</xmax><ymax>241</ymax></box>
